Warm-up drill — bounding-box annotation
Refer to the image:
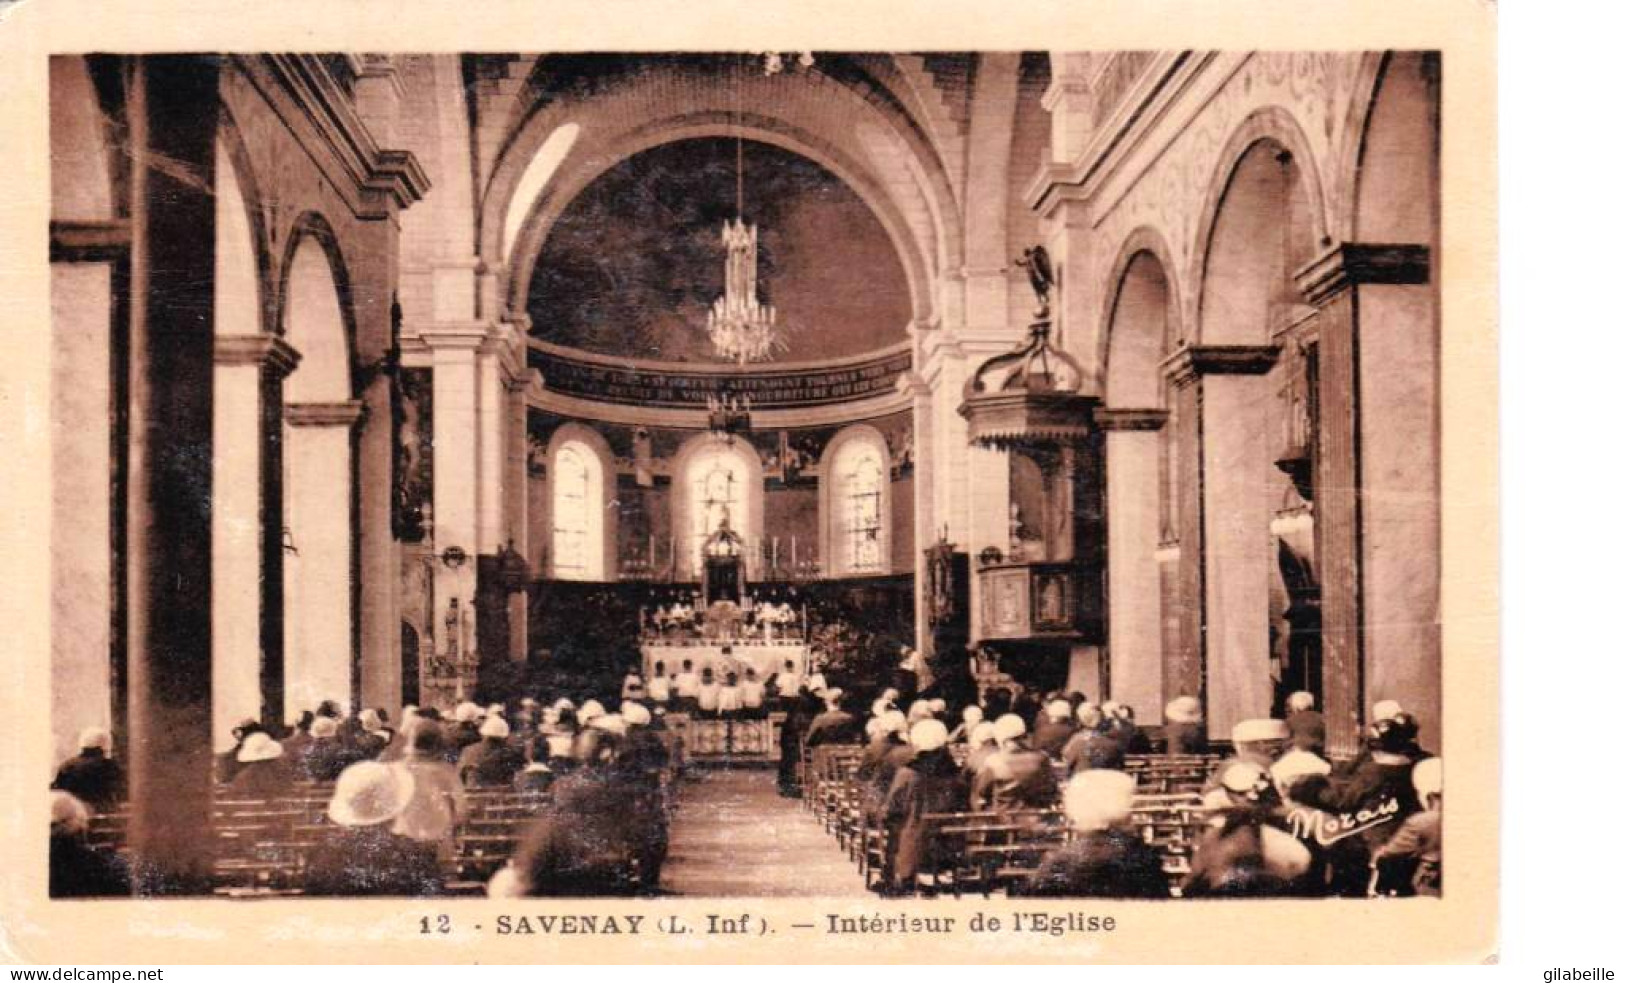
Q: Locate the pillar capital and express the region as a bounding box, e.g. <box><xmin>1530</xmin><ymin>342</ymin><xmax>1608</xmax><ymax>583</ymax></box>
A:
<box><xmin>285</xmin><ymin>399</ymin><xmax>364</xmax><ymax>428</ymax></box>
<box><xmin>215</xmin><ymin>334</ymin><xmax>302</xmax><ymax>378</ymax></box>
<box><xmin>1162</xmin><ymin>343</ymin><xmax>1280</xmax><ymax>388</ymax></box>
<box><xmin>1095</xmin><ymin>406</ymin><xmax>1169</xmax><ymax>432</ymax></box>
<box><xmin>1294</xmin><ymin>241</ymin><xmax>1430</xmax><ymax>307</ymax></box>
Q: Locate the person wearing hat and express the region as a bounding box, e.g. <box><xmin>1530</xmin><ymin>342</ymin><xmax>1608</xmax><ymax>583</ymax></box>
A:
<box><xmin>857</xmin><ymin>710</ymin><xmax>913</xmax><ymax>817</ymax></box>
<box><xmin>1061</xmin><ymin>704</ymin><xmax>1126</xmax><ymax>774</ymax></box>
<box><xmin>228</xmin><ymin>732</ymin><xmax>295</xmax><ymax>797</ymax></box>
<box><xmin>302</xmin><ymin>715</ymin><xmax>359</xmax><ymax>782</ymax></box>
<box><xmin>1024</xmin><ymin>771</ymin><xmax>1170</xmax><ymax>898</ymax></box>
<box><xmin>1182</xmin><ymin>762</ymin><xmax>1312</xmax><ymax>897</ymax></box>
<box><xmin>1107</xmin><ymin>703</ymin><xmax>1152</xmax><ymax>755</ymax></box>
<box><xmin>304</xmin><ymin>761</ymin><xmax>442</xmax><ymax>896</ymax></box>
<box><xmin>497</xmin><ymin>743</ymin><xmax>649</xmax><ymax>897</ymax></box>
<box><xmin>876</xmin><ymin>719</ymin><xmax>966</xmax><ymax>894</ymax></box>
<box><xmin>49</xmin><ymin>791</ymin><xmax>130</xmax><ymax>898</ymax></box>
<box><xmin>1204</xmin><ymin>718</ymin><xmax>1290</xmax><ymax>793</ymax></box>
<box><xmin>445</xmin><ymin>702</ymin><xmax>485</xmax><ymax>761</ymax></box>
<box><xmin>353</xmin><ymin>708</ymin><xmax>394</xmax><ymax>760</ymax></box>
<box><xmin>390</xmin><ymin>722</ymin><xmax>465</xmax><ymax>858</ymax></box>
<box><xmin>213</xmin><ymin>718</ymin><xmax>264</xmax><ymax>785</ymax></box>
<box><xmin>52</xmin><ymin>727</ymin><xmax>124</xmax><ymax>812</ymax></box>
<box><xmin>906</xmin><ymin>699</ymin><xmax>935</xmax><ymax>725</ymax></box>
<box><xmin>513</xmin><ymin>734</ymin><xmax>556</xmax><ymax>795</ymax></box>
<box><xmin>948</xmin><ymin>705</ymin><xmax>984</xmax><ymax>744</ymax></box>
<box><xmin>805</xmin><ymin>689</ymin><xmax>862</xmax><ymax>747</ymax></box>
<box><xmin>1162</xmin><ymin>696</ymin><xmax>1207</xmax><ymax>755</ymax></box>
<box><xmin>576</xmin><ymin>699</ymin><xmax>606</xmax><ymax>727</ymax></box>
<box><xmin>1033</xmin><ymin>699</ymin><xmax>1078</xmax><ymax>758</ymax></box>
<box><xmin>1284</xmin><ymin>691</ymin><xmax>1327</xmax><ymax>755</ymax></box>
<box><xmin>970</xmin><ymin>714</ymin><xmax>1060</xmax><ymax>814</ymax></box>
<box><xmin>1372</xmin><ymin>757</ymin><xmax>1442</xmax><ymax>896</ymax></box>
<box><xmin>458</xmin><ymin>714</ymin><xmax>525</xmax><ymax>788</ymax></box>
<box><xmin>962</xmin><ymin>721</ymin><xmax>1000</xmax><ymax>780</ymax></box>
<box><xmin>281</xmin><ymin>710</ymin><xmax>316</xmax><ymax>766</ymax></box>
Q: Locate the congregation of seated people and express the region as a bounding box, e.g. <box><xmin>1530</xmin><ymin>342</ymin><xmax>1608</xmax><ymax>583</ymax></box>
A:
<box><xmin>49</xmin><ymin>693</ymin><xmax>679</xmax><ymax>899</ymax></box>
<box><xmin>793</xmin><ymin>685</ymin><xmax>1442</xmax><ymax>900</ymax></box>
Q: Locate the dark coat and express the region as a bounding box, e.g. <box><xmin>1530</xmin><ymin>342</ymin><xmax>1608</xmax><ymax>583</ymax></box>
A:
<box><xmin>301</xmin><ymin>739</ymin><xmax>358</xmax><ymax>783</ymax></box>
<box><xmin>1287</xmin><ymin>710</ymin><xmax>1327</xmax><ymax>753</ymax></box>
<box><xmin>1372</xmin><ymin>808</ymin><xmax>1441</xmax><ymax>896</ymax></box>
<box><xmin>970</xmin><ymin>744</ymin><xmax>1060</xmax><ymax>813</ymax></box>
<box><xmin>509</xmin><ymin>768</ymin><xmax>648</xmax><ymax>896</ymax></box>
<box><xmin>1061</xmin><ymin>730</ymin><xmax>1127</xmax><ymax>774</ymax></box>
<box><xmin>458</xmin><ymin>737</ymin><xmax>525</xmax><ymax>788</ymax></box>
<box><xmin>1182</xmin><ymin>816</ymin><xmax>1294</xmax><ymax>898</ymax></box>
<box><xmin>227</xmin><ymin>758</ymin><xmax>297</xmax><ymax>798</ymax></box>
<box><xmin>1291</xmin><ymin>753</ymin><xmax>1420</xmax><ymax>852</ymax></box>
<box><xmin>1024</xmin><ymin>829</ymin><xmax>1171</xmax><ymax>898</ymax></box>
<box><xmin>804</xmin><ymin>709</ymin><xmax>862</xmax><ymax>747</ymax></box>
<box><xmin>52</xmin><ymin>751</ymin><xmax>123</xmax><ymax>812</ymax></box>
<box><xmin>446</xmin><ymin>721</ymin><xmax>483</xmax><ymax>762</ymax></box>
<box><xmin>49</xmin><ymin>834</ymin><xmax>131</xmax><ymax>898</ymax></box>
<box><xmin>302</xmin><ymin>825</ymin><xmax>443</xmax><ymax>897</ymax></box>
<box><xmin>880</xmin><ymin>748</ymin><xmax>967</xmax><ymax>886</ymax></box>
<box><xmin>1163</xmin><ymin>721</ymin><xmax>1208</xmax><ymax>756</ymax></box>
<box><xmin>1032</xmin><ymin>717</ymin><xmax>1078</xmax><ymax>758</ymax></box>
<box><xmin>513</xmin><ymin>766</ymin><xmax>555</xmax><ymax>795</ymax></box>
<box><xmin>858</xmin><ymin>739</ymin><xmax>914</xmax><ymax>821</ymax></box>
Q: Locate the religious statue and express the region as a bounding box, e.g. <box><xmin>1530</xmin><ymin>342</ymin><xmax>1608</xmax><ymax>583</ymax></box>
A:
<box><xmin>1014</xmin><ymin>244</ymin><xmax>1055</xmax><ymax>320</ymax></box>
<box><xmin>444</xmin><ymin>597</ymin><xmax>462</xmax><ymax>658</ymax></box>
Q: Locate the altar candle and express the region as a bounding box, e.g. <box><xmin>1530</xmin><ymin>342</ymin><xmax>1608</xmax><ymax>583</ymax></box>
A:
<box><xmin>791</xmin><ymin>537</ymin><xmax>797</xmax><ymax>565</ymax></box>
<box><xmin>772</xmin><ymin>537</ymin><xmax>779</xmax><ymax>568</ymax></box>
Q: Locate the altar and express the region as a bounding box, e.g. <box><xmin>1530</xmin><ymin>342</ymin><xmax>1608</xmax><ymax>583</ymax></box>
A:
<box><xmin>641</xmin><ymin>639</ymin><xmax>809</xmax><ymax>682</ymax></box>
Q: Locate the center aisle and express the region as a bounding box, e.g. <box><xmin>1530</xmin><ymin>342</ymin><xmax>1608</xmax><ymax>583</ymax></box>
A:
<box><xmin>661</xmin><ymin>768</ymin><xmax>868</xmax><ymax>897</ymax></box>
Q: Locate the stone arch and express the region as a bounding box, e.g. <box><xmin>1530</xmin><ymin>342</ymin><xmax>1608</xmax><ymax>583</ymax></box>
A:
<box><xmin>1098</xmin><ymin>227</ymin><xmax>1183</xmax><ymax>403</ymax></box>
<box><xmin>670</xmin><ymin>433</ymin><xmax>765</xmax><ymax>582</ymax></box>
<box><xmin>278</xmin><ymin>216</ymin><xmax>361</xmax><ymax>721</ymax></box>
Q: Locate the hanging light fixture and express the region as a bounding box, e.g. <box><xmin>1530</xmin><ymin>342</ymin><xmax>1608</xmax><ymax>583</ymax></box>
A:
<box><xmin>706</xmin><ymin>54</ymin><xmax>787</xmax><ymax>365</ymax></box>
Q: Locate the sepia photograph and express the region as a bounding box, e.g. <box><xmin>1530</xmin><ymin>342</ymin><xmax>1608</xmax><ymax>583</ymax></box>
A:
<box><xmin>0</xmin><ymin>0</ymin><xmax>1502</xmax><ymax>964</ymax></box>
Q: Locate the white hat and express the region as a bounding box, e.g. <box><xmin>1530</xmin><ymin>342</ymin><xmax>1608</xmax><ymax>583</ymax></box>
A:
<box><xmin>1164</xmin><ymin>696</ymin><xmax>1202</xmax><ymax>725</ymax></box>
<box><xmin>993</xmin><ymin>714</ymin><xmax>1027</xmax><ymax>741</ymax></box>
<box><xmin>1412</xmin><ymin>757</ymin><xmax>1442</xmax><ymax>800</ymax></box>
<box><xmin>552</xmin><ymin>698</ymin><xmax>576</xmax><ymax>712</ymax></box>
<box><xmin>929</xmin><ymin>699</ymin><xmax>947</xmax><ymax>714</ymax></box>
<box><xmin>311</xmin><ymin>717</ymin><xmax>339</xmax><ymax>739</ymax></box>
<box><xmin>487</xmin><ymin>703</ymin><xmax>506</xmax><ymax>717</ymax></box>
<box><xmin>1231</xmin><ymin>718</ymin><xmax>1289</xmax><ymax>744</ymax></box>
<box><xmin>1271</xmin><ymin>749</ymin><xmax>1332</xmax><ymax>789</ymax></box>
<box><xmin>910</xmin><ymin>719</ymin><xmax>949</xmax><ymax>752</ymax></box>
<box><xmin>77</xmin><ymin>727</ymin><xmax>111</xmax><ymax>752</ymax></box>
<box><xmin>822</xmin><ymin>688</ymin><xmax>844</xmax><ymax>705</ymax></box>
<box><xmin>881</xmin><ymin>687</ymin><xmax>899</xmax><ymax>702</ymax></box>
<box><xmin>479</xmin><ymin>716</ymin><xmax>511</xmax><ymax>739</ymax></box>
<box><xmin>871</xmin><ymin>698</ymin><xmax>893</xmax><ymax>717</ymax></box>
<box><xmin>880</xmin><ymin>710</ymin><xmax>908</xmax><ymax>735</ymax></box>
<box><xmin>327</xmin><ymin>761</ymin><xmax>414</xmax><ymax>827</ymax></box>
<box><xmin>1075</xmin><ymin>703</ymin><xmax>1103</xmax><ymax>728</ymax></box>
<box><xmin>237</xmin><ymin>732</ymin><xmax>284</xmax><ymax>763</ymax></box>
<box><xmin>359</xmin><ymin>709</ymin><xmax>383</xmax><ymax>731</ymax></box>
<box><xmin>962</xmin><ymin>705</ymin><xmax>984</xmax><ymax>725</ymax></box>
<box><xmin>1046</xmin><ymin>700</ymin><xmax>1073</xmax><ymax>721</ymax></box>
<box><xmin>970</xmin><ymin>722</ymin><xmax>998</xmax><ymax>746</ymax></box>
<box><xmin>621</xmin><ymin>702</ymin><xmax>652</xmax><ymax>727</ymax></box>
<box><xmin>588</xmin><ymin>713</ymin><xmax>627</xmax><ymax>736</ymax></box>
<box><xmin>1372</xmin><ymin>699</ymin><xmax>1403</xmax><ymax>722</ymax></box>
<box><xmin>1286</xmin><ymin>691</ymin><xmax>1316</xmax><ymax>713</ymax></box>
<box><xmin>1100</xmin><ymin>700</ymin><xmax>1121</xmax><ymax>717</ymax></box>
<box><xmin>50</xmin><ymin>791</ymin><xmax>91</xmax><ymax>836</ymax></box>
<box><xmin>454</xmin><ymin>701</ymin><xmax>483</xmax><ymax>723</ymax></box>
<box><xmin>907</xmin><ymin>700</ymin><xmax>933</xmax><ymax>722</ymax></box>
<box><xmin>864</xmin><ymin>717</ymin><xmax>883</xmax><ymax>738</ymax></box>
<box><xmin>1218</xmin><ymin>761</ymin><xmax>1271</xmax><ymax>798</ymax></box>
<box><xmin>1063</xmin><ymin>769</ymin><xmax>1137</xmax><ymax>831</ymax></box>
<box><xmin>578</xmin><ymin>700</ymin><xmax>606</xmax><ymax>723</ymax></box>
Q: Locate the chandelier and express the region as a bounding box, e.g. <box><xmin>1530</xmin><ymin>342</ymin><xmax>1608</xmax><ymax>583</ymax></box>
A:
<box><xmin>707</xmin><ymin>219</ymin><xmax>780</xmax><ymax>364</ymax></box>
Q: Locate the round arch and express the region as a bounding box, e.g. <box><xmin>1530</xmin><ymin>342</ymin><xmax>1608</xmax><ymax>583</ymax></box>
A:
<box><xmin>669</xmin><ymin>434</ymin><xmax>765</xmax><ymax>582</ymax></box>
<box><xmin>818</xmin><ymin>423</ymin><xmax>893</xmax><ymax>578</ymax></box>
<box><xmin>544</xmin><ymin>422</ymin><xmax>619</xmax><ymax>582</ymax></box>
<box><xmin>1097</xmin><ymin>226</ymin><xmax>1183</xmax><ymax>404</ymax></box>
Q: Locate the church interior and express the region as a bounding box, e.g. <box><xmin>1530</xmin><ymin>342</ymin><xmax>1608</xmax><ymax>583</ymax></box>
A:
<box><xmin>47</xmin><ymin>51</ymin><xmax>1442</xmax><ymax>899</ymax></box>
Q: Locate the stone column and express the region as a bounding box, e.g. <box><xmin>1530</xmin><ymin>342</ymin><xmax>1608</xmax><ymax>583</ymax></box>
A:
<box><xmin>212</xmin><ymin>335</ymin><xmax>299</xmax><ymax>744</ymax></box>
<box><xmin>504</xmin><ymin>372</ymin><xmax>530</xmax><ymax>662</ymax></box>
<box><xmin>422</xmin><ymin>325</ymin><xmax>485</xmax><ymax>691</ymax></box>
<box><xmin>125</xmin><ymin>55</ymin><xmax>219</xmax><ymax>893</ymax></box>
<box><xmin>900</xmin><ymin>369</ymin><xmax>935</xmax><ymax>653</ymax></box>
<box><xmin>1163</xmin><ymin>344</ymin><xmax>1280</xmax><ymax>739</ymax></box>
<box><xmin>1295</xmin><ymin>242</ymin><xmax>1433</xmax><ymax>754</ymax></box>
<box><xmin>355</xmin><ymin>372</ymin><xmax>398</xmax><ymax>716</ymax></box>
<box><xmin>1097</xmin><ymin>407</ymin><xmax>1167</xmax><ymax>719</ymax></box>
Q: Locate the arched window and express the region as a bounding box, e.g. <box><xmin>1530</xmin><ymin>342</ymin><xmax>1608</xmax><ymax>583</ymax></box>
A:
<box><xmin>552</xmin><ymin>440</ymin><xmax>604</xmax><ymax>580</ymax></box>
<box><xmin>685</xmin><ymin>442</ymin><xmax>752</xmax><ymax>574</ymax></box>
<box><xmin>821</xmin><ymin>426</ymin><xmax>891</xmax><ymax>577</ymax></box>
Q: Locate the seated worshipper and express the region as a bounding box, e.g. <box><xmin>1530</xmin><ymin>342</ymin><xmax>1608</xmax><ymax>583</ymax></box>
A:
<box><xmin>353</xmin><ymin>708</ymin><xmax>394</xmax><ymax>759</ymax></box>
<box><xmin>302</xmin><ymin>715</ymin><xmax>358</xmax><ymax>782</ymax></box>
<box><xmin>281</xmin><ymin>710</ymin><xmax>316</xmax><ymax>764</ymax></box>
<box><xmin>390</xmin><ymin>722</ymin><xmax>465</xmax><ymax>860</ymax></box>
<box><xmin>695</xmin><ymin>668</ymin><xmax>723</xmax><ymax>716</ymax></box>
<box><xmin>459</xmin><ymin>714</ymin><xmax>526</xmax><ymax>788</ymax></box>
<box><xmin>1024</xmin><ymin>770</ymin><xmax>1171</xmax><ymax>898</ymax></box>
<box><xmin>380</xmin><ymin>708</ymin><xmax>420</xmax><ymax>763</ymax></box>
<box><xmin>1182</xmin><ymin>762</ymin><xmax>1313</xmax><ymax>898</ymax></box>
<box><xmin>305</xmin><ymin>762</ymin><xmax>443</xmax><ymax>897</ymax></box>
<box><xmin>647</xmin><ymin>662</ymin><xmax>672</xmax><ymax>708</ymax></box>
<box><xmin>622</xmin><ymin>669</ymin><xmax>647</xmax><ymax>702</ymax></box>
<box><xmin>949</xmin><ymin>705</ymin><xmax>984</xmax><ymax>743</ymax></box>
<box><xmin>213</xmin><ymin>718</ymin><xmax>262</xmax><ymax>786</ymax></box>
<box><xmin>490</xmin><ymin>726</ymin><xmax>651</xmax><ymax>897</ymax></box>
<box><xmin>739</xmin><ymin>667</ymin><xmax>767</xmax><ymax>716</ymax></box>
<box><xmin>877</xmin><ymin>719</ymin><xmax>967</xmax><ymax>895</ymax></box>
<box><xmin>963</xmin><ymin>722</ymin><xmax>1000</xmax><ymax>780</ymax></box>
<box><xmin>1033</xmin><ymin>699</ymin><xmax>1078</xmax><ymax>758</ymax></box>
<box><xmin>969</xmin><ymin>714</ymin><xmax>1060</xmax><ymax>814</ymax></box>
<box><xmin>616</xmin><ymin>703</ymin><xmax>671</xmax><ymax>888</ymax></box>
<box><xmin>577</xmin><ymin>699</ymin><xmax>607</xmax><ymax>729</ymax></box>
<box><xmin>672</xmin><ymin>660</ymin><xmax>701</xmax><ymax>709</ymax></box>
<box><xmin>229</xmin><ymin>732</ymin><xmax>296</xmax><ymax>797</ymax></box>
<box><xmin>543</xmin><ymin>704</ymin><xmax>581</xmax><ymax>764</ymax></box>
<box><xmin>1389</xmin><ymin>711</ymin><xmax>1435</xmax><ymax>761</ymax></box>
<box><xmin>447</xmin><ymin>702</ymin><xmax>485</xmax><ymax>760</ymax></box>
<box><xmin>49</xmin><ymin>791</ymin><xmax>130</xmax><ymax>898</ymax></box>
<box><xmin>1061</xmin><ymin>704</ymin><xmax>1127</xmax><ymax>774</ymax></box>
<box><xmin>804</xmin><ymin>689</ymin><xmax>864</xmax><ymax>746</ymax></box>
<box><xmin>1282</xmin><ymin>716</ymin><xmax>1422</xmax><ymax>895</ymax></box>
<box><xmin>1268</xmin><ymin>748</ymin><xmax>1339</xmax><ymax>892</ymax></box>
<box><xmin>906</xmin><ymin>699</ymin><xmax>935</xmax><ymax>725</ymax></box>
<box><xmin>1206</xmin><ymin>718</ymin><xmax>1289</xmax><ymax>791</ymax></box>
<box><xmin>858</xmin><ymin>710</ymin><xmax>914</xmax><ymax>820</ymax></box>
<box><xmin>1284</xmin><ymin>691</ymin><xmax>1327</xmax><ymax>755</ymax></box>
<box><xmin>513</xmin><ymin>734</ymin><xmax>556</xmax><ymax>795</ymax></box>
<box><xmin>1108</xmin><ymin>704</ymin><xmax>1153</xmax><ymax>755</ymax></box>
<box><xmin>52</xmin><ymin>728</ymin><xmax>124</xmax><ymax>812</ymax></box>
<box><xmin>621</xmin><ymin>702</ymin><xmax>671</xmax><ymax>774</ymax></box>
<box><xmin>513</xmin><ymin>697</ymin><xmax>540</xmax><ymax>737</ymax></box>
<box><xmin>1162</xmin><ymin>696</ymin><xmax>1208</xmax><ymax>755</ymax></box>
<box><xmin>770</xmin><ymin>659</ymin><xmax>803</xmax><ymax>707</ymax></box>
<box><xmin>1372</xmin><ymin>757</ymin><xmax>1442</xmax><ymax>897</ymax></box>
<box><xmin>717</xmin><ymin>672</ymin><xmax>744</xmax><ymax>716</ymax></box>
